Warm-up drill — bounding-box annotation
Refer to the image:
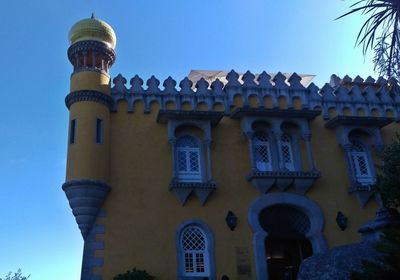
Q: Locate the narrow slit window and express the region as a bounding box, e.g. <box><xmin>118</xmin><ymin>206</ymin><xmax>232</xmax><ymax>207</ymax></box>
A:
<box><xmin>96</xmin><ymin>118</ymin><xmax>103</xmax><ymax>144</ymax></box>
<box><xmin>69</xmin><ymin>119</ymin><xmax>76</xmax><ymax>144</ymax></box>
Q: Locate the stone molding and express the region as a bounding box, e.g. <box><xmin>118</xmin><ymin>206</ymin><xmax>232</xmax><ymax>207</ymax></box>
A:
<box><xmin>157</xmin><ymin>109</ymin><xmax>224</xmax><ymax>126</ymax></box>
<box><xmin>81</xmin><ymin>222</ymin><xmax>106</xmax><ymax>280</ymax></box>
<box><xmin>169</xmin><ymin>181</ymin><xmax>217</xmax><ymax>205</ymax></box>
<box><xmin>65</xmin><ymin>90</ymin><xmax>114</xmax><ymax>110</ymax></box>
<box><xmin>334</xmin><ymin>125</ymin><xmax>383</xmax><ymax>207</ymax></box>
<box><xmin>62</xmin><ymin>179</ymin><xmax>111</xmax><ymax>239</ymax></box>
<box><xmin>246</xmin><ymin>170</ymin><xmax>321</xmax><ymax>194</ymax></box>
<box><xmin>110</xmin><ymin>71</ymin><xmax>400</xmax><ymax>121</ymax></box>
<box><xmin>248</xmin><ymin>193</ymin><xmax>327</xmax><ymax>280</ymax></box>
<box><xmin>68</xmin><ymin>40</ymin><xmax>116</xmax><ymax>68</ymax></box>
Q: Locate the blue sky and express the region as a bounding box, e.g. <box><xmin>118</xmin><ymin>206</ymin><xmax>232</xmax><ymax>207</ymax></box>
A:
<box><xmin>0</xmin><ymin>1</ymin><xmax>375</xmax><ymax>279</ymax></box>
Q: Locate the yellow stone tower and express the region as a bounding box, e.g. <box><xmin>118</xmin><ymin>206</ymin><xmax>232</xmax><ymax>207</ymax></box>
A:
<box><xmin>63</xmin><ymin>14</ymin><xmax>116</xmax><ymax>279</ymax></box>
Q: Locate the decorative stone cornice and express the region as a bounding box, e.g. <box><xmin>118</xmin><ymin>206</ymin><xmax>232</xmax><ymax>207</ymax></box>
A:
<box><xmin>62</xmin><ymin>179</ymin><xmax>111</xmax><ymax>239</ymax></box>
<box><xmin>169</xmin><ymin>180</ymin><xmax>217</xmax><ymax>205</ymax></box>
<box><xmin>230</xmin><ymin>107</ymin><xmax>321</xmax><ymax>120</ymax></box>
<box><xmin>325</xmin><ymin>116</ymin><xmax>394</xmax><ymax>128</ymax></box>
<box><xmin>68</xmin><ymin>40</ymin><xmax>116</xmax><ymax>66</ymax></box>
<box><xmin>110</xmin><ymin>71</ymin><xmax>400</xmax><ymax>122</ymax></box>
<box><xmin>65</xmin><ymin>90</ymin><xmax>114</xmax><ymax>110</ymax></box>
<box><xmin>246</xmin><ymin>170</ymin><xmax>321</xmax><ymax>194</ymax></box>
<box><xmin>157</xmin><ymin>110</ymin><xmax>224</xmax><ymax>126</ymax></box>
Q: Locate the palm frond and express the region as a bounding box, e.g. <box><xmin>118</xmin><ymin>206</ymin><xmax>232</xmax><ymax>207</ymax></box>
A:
<box><xmin>337</xmin><ymin>0</ymin><xmax>400</xmax><ymax>80</ymax></box>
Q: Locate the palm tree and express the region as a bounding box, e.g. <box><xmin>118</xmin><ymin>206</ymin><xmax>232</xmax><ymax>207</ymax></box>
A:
<box><xmin>337</xmin><ymin>0</ymin><xmax>400</xmax><ymax>80</ymax></box>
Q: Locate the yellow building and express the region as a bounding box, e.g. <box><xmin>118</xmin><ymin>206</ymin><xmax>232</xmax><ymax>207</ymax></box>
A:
<box><xmin>63</xmin><ymin>16</ymin><xmax>400</xmax><ymax>280</ymax></box>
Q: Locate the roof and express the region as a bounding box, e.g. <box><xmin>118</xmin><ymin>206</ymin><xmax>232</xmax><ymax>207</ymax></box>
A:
<box><xmin>188</xmin><ymin>70</ymin><xmax>315</xmax><ymax>88</ymax></box>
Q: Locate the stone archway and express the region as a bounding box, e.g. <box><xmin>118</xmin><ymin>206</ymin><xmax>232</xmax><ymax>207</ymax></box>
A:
<box><xmin>248</xmin><ymin>193</ymin><xmax>327</xmax><ymax>280</ymax></box>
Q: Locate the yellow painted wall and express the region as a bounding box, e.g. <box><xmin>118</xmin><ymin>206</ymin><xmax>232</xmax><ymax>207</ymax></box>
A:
<box><xmin>70</xmin><ymin>71</ymin><xmax>111</xmax><ymax>94</ymax></box>
<box><xmin>67</xmin><ymin>72</ymin><xmax>400</xmax><ymax>280</ymax></box>
<box><xmin>83</xmin><ymin>101</ymin><xmax>399</xmax><ymax>280</ymax></box>
<box><xmin>66</xmin><ymin>72</ymin><xmax>111</xmax><ymax>182</ymax></box>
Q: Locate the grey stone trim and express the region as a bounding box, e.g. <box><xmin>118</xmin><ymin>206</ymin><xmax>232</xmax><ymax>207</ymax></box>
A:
<box><xmin>230</xmin><ymin>107</ymin><xmax>321</xmax><ymax>120</ymax></box>
<box><xmin>325</xmin><ymin>115</ymin><xmax>394</xmax><ymax>128</ymax></box>
<box><xmin>81</xmin><ymin>222</ymin><xmax>106</xmax><ymax>280</ymax></box>
<box><xmin>62</xmin><ymin>179</ymin><xmax>111</xmax><ymax>238</ymax></box>
<box><xmin>169</xmin><ymin>181</ymin><xmax>217</xmax><ymax>205</ymax></box>
<box><xmin>247</xmin><ymin>193</ymin><xmax>327</xmax><ymax>280</ymax></box>
<box><xmin>175</xmin><ymin>219</ymin><xmax>216</xmax><ymax>280</ymax></box>
<box><xmin>110</xmin><ymin>72</ymin><xmax>400</xmax><ymax>121</ymax></box>
<box><xmin>333</xmin><ymin>125</ymin><xmax>383</xmax><ymax>207</ymax></box>
<box><xmin>162</xmin><ymin>118</ymin><xmax>218</xmax><ymax>205</ymax></box>
<box><xmin>239</xmin><ymin>115</ymin><xmax>320</xmax><ymax>194</ymax></box>
<box><xmin>157</xmin><ymin>110</ymin><xmax>224</xmax><ymax>126</ymax></box>
<box><xmin>68</xmin><ymin>40</ymin><xmax>116</xmax><ymax>74</ymax></box>
<box><xmin>246</xmin><ymin>170</ymin><xmax>320</xmax><ymax>194</ymax></box>
<box><xmin>66</xmin><ymin>90</ymin><xmax>114</xmax><ymax>110</ymax></box>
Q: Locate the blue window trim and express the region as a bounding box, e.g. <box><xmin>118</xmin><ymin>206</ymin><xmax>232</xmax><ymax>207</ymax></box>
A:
<box><xmin>175</xmin><ymin>219</ymin><xmax>216</xmax><ymax>280</ymax></box>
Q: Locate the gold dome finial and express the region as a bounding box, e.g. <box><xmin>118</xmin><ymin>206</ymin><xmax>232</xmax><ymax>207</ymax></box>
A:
<box><xmin>68</xmin><ymin>15</ymin><xmax>116</xmax><ymax>49</ymax></box>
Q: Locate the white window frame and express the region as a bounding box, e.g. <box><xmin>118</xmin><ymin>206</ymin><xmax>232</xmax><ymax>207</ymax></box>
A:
<box><xmin>350</xmin><ymin>141</ymin><xmax>374</xmax><ymax>185</ymax></box>
<box><xmin>181</xmin><ymin>226</ymin><xmax>209</xmax><ymax>277</ymax></box>
<box><xmin>253</xmin><ymin>133</ymin><xmax>273</xmax><ymax>171</ymax></box>
<box><xmin>280</xmin><ymin>134</ymin><xmax>295</xmax><ymax>171</ymax></box>
<box><xmin>176</xmin><ymin>135</ymin><xmax>202</xmax><ymax>182</ymax></box>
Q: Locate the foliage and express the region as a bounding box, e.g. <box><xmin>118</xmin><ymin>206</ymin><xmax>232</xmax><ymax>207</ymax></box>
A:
<box><xmin>337</xmin><ymin>0</ymin><xmax>400</xmax><ymax>81</ymax></box>
<box><xmin>0</xmin><ymin>269</ymin><xmax>30</xmax><ymax>280</ymax></box>
<box><xmin>113</xmin><ymin>268</ymin><xmax>155</xmax><ymax>280</ymax></box>
<box><xmin>375</xmin><ymin>133</ymin><xmax>400</xmax><ymax>208</ymax></box>
<box><xmin>350</xmin><ymin>230</ymin><xmax>400</xmax><ymax>279</ymax></box>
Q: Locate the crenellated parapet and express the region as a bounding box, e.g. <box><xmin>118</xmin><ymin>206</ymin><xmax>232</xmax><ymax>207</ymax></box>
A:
<box><xmin>110</xmin><ymin>70</ymin><xmax>400</xmax><ymax>121</ymax></box>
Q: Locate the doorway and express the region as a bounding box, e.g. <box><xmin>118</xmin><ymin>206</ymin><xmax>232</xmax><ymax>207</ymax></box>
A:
<box><xmin>260</xmin><ymin>205</ymin><xmax>313</xmax><ymax>280</ymax></box>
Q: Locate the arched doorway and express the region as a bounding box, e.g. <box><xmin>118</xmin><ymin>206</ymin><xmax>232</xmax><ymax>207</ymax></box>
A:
<box><xmin>248</xmin><ymin>193</ymin><xmax>327</xmax><ymax>280</ymax></box>
<box><xmin>261</xmin><ymin>205</ymin><xmax>313</xmax><ymax>280</ymax></box>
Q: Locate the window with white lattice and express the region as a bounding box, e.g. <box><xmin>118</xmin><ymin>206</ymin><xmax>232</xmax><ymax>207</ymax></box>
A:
<box><xmin>280</xmin><ymin>134</ymin><xmax>295</xmax><ymax>171</ymax></box>
<box><xmin>176</xmin><ymin>135</ymin><xmax>202</xmax><ymax>182</ymax></box>
<box><xmin>253</xmin><ymin>133</ymin><xmax>272</xmax><ymax>171</ymax></box>
<box><xmin>350</xmin><ymin>140</ymin><xmax>374</xmax><ymax>185</ymax></box>
<box><xmin>181</xmin><ymin>226</ymin><xmax>209</xmax><ymax>276</ymax></box>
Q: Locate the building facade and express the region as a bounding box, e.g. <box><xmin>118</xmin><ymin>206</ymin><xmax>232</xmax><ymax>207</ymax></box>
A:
<box><xmin>63</xmin><ymin>16</ymin><xmax>400</xmax><ymax>280</ymax></box>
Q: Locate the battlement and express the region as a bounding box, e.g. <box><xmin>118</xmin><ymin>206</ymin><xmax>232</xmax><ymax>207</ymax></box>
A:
<box><xmin>111</xmin><ymin>70</ymin><xmax>400</xmax><ymax>121</ymax></box>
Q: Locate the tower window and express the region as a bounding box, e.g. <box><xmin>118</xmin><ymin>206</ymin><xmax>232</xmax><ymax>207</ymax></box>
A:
<box><xmin>96</xmin><ymin>118</ymin><xmax>104</xmax><ymax>144</ymax></box>
<box><xmin>69</xmin><ymin>119</ymin><xmax>76</xmax><ymax>144</ymax></box>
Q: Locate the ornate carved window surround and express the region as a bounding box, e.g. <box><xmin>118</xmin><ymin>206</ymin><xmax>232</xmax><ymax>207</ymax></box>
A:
<box><xmin>157</xmin><ymin>110</ymin><xmax>223</xmax><ymax>205</ymax></box>
<box><xmin>230</xmin><ymin>108</ymin><xmax>321</xmax><ymax>194</ymax></box>
<box><xmin>328</xmin><ymin>118</ymin><xmax>392</xmax><ymax>207</ymax></box>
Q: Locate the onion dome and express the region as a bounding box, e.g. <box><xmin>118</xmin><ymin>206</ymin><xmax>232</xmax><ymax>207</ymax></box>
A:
<box><xmin>68</xmin><ymin>14</ymin><xmax>116</xmax><ymax>49</ymax></box>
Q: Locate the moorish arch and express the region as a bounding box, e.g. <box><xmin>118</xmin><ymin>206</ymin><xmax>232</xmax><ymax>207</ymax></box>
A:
<box><xmin>248</xmin><ymin>193</ymin><xmax>327</xmax><ymax>280</ymax></box>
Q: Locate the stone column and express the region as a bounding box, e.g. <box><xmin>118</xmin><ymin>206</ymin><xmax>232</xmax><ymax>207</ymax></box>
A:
<box><xmin>302</xmin><ymin>133</ymin><xmax>316</xmax><ymax>171</ymax></box>
<box><xmin>204</xmin><ymin>139</ymin><xmax>213</xmax><ymax>181</ymax></box>
<box><xmin>169</xmin><ymin>138</ymin><xmax>177</xmax><ymax>180</ymax></box>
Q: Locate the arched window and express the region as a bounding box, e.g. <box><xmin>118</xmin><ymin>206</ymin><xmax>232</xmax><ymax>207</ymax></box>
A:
<box><xmin>176</xmin><ymin>135</ymin><xmax>201</xmax><ymax>182</ymax></box>
<box><xmin>176</xmin><ymin>221</ymin><xmax>215</xmax><ymax>279</ymax></box>
<box><xmin>253</xmin><ymin>132</ymin><xmax>272</xmax><ymax>171</ymax></box>
<box><xmin>280</xmin><ymin>134</ymin><xmax>295</xmax><ymax>171</ymax></box>
<box><xmin>350</xmin><ymin>140</ymin><xmax>374</xmax><ymax>185</ymax></box>
<box><xmin>181</xmin><ymin>226</ymin><xmax>208</xmax><ymax>276</ymax></box>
